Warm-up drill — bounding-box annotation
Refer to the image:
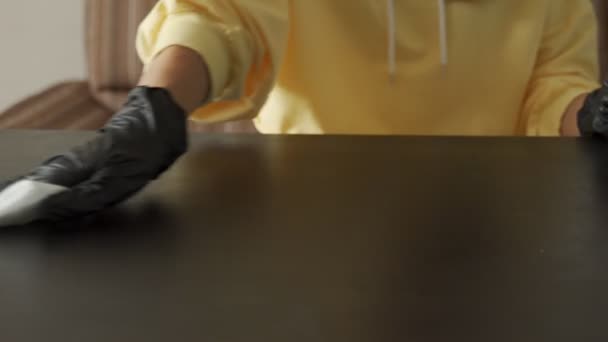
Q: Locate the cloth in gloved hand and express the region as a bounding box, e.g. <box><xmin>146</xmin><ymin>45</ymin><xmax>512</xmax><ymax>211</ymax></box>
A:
<box><xmin>0</xmin><ymin>86</ymin><xmax>188</xmax><ymax>227</ymax></box>
<box><xmin>0</xmin><ymin>180</ymin><xmax>67</xmax><ymax>227</ymax></box>
<box><xmin>578</xmin><ymin>81</ymin><xmax>608</xmax><ymax>137</ymax></box>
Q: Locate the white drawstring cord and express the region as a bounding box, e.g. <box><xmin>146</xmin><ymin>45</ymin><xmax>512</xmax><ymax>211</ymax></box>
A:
<box><xmin>387</xmin><ymin>0</ymin><xmax>448</xmax><ymax>80</ymax></box>
<box><xmin>387</xmin><ymin>0</ymin><xmax>397</xmax><ymax>80</ymax></box>
<box><xmin>438</xmin><ymin>0</ymin><xmax>448</xmax><ymax>66</ymax></box>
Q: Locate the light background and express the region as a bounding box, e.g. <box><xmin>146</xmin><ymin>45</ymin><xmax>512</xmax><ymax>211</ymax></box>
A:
<box><xmin>0</xmin><ymin>0</ymin><xmax>85</xmax><ymax>111</ymax></box>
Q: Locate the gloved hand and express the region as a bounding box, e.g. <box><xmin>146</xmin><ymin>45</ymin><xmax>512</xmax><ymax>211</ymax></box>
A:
<box><xmin>578</xmin><ymin>81</ymin><xmax>608</xmax><ymax>137</ymax></box>
<box><xmin>0</xmin><ymin>86</ymin><xmax>188</xmax><ymax>227</ymax></box>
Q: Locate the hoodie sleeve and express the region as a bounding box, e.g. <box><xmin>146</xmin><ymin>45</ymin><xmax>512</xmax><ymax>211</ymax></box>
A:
<box><xmin>523</xmin><ymin>0</ymin><xmax>600</xmax><ymax>136</ymax></box>
<box><xmin>135</xmin><ymin>0</ymin><xmax>289</xmax><ymax>123</ymax></box>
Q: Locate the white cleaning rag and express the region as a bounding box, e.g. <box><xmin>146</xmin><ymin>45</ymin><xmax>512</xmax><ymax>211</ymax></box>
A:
<box><xmin>0</xmin><ymin>180</ymin><xmax>68</xmax><ymax>227</ymax></box>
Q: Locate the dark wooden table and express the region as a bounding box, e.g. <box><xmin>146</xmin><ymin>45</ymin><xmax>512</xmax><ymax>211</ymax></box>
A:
<box><xmin>1</xmin><ymin>130</ymin><xmax>608</xmax><ymax>341</ymax></box>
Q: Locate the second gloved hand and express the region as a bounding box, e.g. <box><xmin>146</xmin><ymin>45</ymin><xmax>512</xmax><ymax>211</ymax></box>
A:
<box><xmin>0</xmin><ymin>86</ymin><xmax>188</xmax><ymax>227</ymax></box>
<box><xmin>578</xmin><ymin>81</ymin><xmax>608</xmax><ymax>137</ymax></box>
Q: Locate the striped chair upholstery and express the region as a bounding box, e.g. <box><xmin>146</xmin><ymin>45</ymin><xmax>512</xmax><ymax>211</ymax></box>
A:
<box><xmin>86</xmin><ymin>0</ymin><xmax>157</xmax><ymax>112</ymax></box>
<box><xmin>0</xmin><ymin>0</ymin><xmax>256</xmax><ymax>132</ymax></box>
<box><xmin>0</xmin><ymin>82</ymin><xmax>111</xmax><ymax>130</ymax></box>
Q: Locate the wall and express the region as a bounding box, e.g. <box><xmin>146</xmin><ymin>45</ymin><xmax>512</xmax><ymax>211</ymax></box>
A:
<box><xmin>0</xmin><ymin>0</ymin><xmax>85</xmax><ymax>111</ymax></box>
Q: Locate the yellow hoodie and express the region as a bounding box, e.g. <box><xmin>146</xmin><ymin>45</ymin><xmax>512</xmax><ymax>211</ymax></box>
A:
<box><xmin>136</xmin><ymin>0</ymin><xmax>600</xmax><ymax>136</ymax></box>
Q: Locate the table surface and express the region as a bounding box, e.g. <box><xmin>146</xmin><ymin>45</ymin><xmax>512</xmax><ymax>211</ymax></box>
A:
<box><xmin>1</xmin><ymin>130</ymin><xmax>608</xmax><ymax>341</ymax></box>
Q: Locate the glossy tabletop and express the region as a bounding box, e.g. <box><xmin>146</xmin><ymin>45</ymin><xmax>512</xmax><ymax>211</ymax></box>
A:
<box><xmin>1</xmin><ymin>130</ymin><xmax>608</xmax><ymax>341</ymax></box>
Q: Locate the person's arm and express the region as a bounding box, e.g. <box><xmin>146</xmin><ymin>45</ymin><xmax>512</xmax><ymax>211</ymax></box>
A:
<box><xmin>0</xmin><ymin>0</ymin><xmax>289</xmax><ymax>227</ymax></box>
<box><xmin>521</xmin><ymin>0</ymin><xmax>600</xmax><ymax>136</ymax></box>
<box><xmin>560</xmin><ymin>93</ymin><xmax>588</xmax><ymax>137</ymax></box>
<box><xmin>136</xmin><ymin>0</ymin><xmax>289</xmax><ymax>124</ymax></box>
<box><xmin>0</xmin><ymin>46</ymin><xmax>205</xmax><ymax>226</ymax></box>
<box><xmin>138</xmin><ymin>45</ymin><xmax>211</xmax><ymax>115</ymax></box>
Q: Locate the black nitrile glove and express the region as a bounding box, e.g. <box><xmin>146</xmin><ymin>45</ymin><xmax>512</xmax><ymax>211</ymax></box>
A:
<box><xmin>0</xmin><ymin>86</ymin><xmax>187</xmax><ymax>227</ymax></box>
<box><xmin>578</xmin><ymin>81</ymin><xmax>608</xmax><ymax>137</ymax></box>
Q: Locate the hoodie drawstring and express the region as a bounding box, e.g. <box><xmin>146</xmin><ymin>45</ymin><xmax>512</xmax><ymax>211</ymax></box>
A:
<box><xmin>387</xmin><ymin>0</ymin><xmax>397</xmax><ymax>80</ymax></box>
<box><xmin>438</xmin><ymin>0</ymin><xmax>448</xmax><ymax>66</ymax></box>
<box><xmin>387</xmin><ymin>0</ymin><xmax>448</xmax><ymax>79</ymax></box>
